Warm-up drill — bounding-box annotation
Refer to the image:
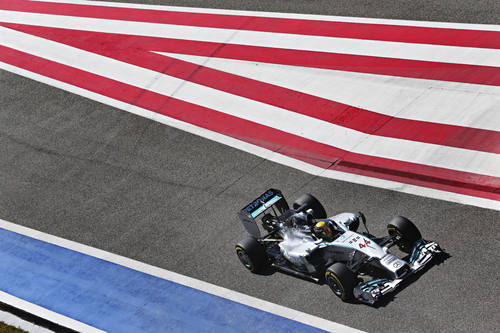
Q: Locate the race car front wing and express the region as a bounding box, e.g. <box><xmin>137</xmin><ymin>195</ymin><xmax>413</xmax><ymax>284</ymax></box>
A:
<box><xmin>353</xmin><ymin>240</ymin><xmax>441</xmax><ymax>304</ymax></box>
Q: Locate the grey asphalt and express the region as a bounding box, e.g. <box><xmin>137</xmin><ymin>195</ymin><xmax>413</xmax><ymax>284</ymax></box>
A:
<box><xmin>0</xmin><ymin>1</ymin><xmax>499</xmax><ymax>332</ymax></box>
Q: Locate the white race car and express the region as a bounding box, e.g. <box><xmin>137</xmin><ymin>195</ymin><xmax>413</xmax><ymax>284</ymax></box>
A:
<box><xmin>235</xmin><ymin>189</ymin><xmax>441</xmax><ymax>304</ymax></box>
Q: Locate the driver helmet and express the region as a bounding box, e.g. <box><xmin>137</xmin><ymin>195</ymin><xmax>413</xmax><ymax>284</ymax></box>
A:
<box><xmin>314</xmin><ymin>221</ymin><xmax>333</xmax><ymax>239</ymax></box>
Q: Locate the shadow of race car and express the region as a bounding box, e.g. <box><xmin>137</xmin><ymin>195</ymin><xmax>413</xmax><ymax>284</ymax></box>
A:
<box><xmin>235</xmin><ymin>189</ymin><xmax>441</xmax><ymax>305</ymax></box>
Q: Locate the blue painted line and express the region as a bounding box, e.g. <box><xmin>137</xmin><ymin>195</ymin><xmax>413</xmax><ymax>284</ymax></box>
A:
<box><xmin>0</xmin><ymin>228</ymin><xmax>326</xmax><ymax>333</ymax></box>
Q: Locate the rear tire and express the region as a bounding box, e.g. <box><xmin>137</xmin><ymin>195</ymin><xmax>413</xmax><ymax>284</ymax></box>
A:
<box><xmin>235</xmin><ymin>237</ymin><xmax>268</xmax><ymax>273</ymax></box>
<box><xmin>325</xmin><ymin>263</ymin><xmax>356</xmax><ymax>301</ymax></box>
<box><xmin>292</xmin><ymin>194</ymin><xmax>327</xmax><ymax>219</ymax></box>
<box><xmin>387</xmin><ymin>216</ymin><xmax>422</xmax><ymax>252</ymax></box>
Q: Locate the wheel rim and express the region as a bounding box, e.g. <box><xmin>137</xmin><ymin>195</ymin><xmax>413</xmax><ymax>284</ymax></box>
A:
<box><xmin>326</xmin><ymin>274</ymin><xmax>343</xmax><ymax>297</ymax></box>
<box><xmin>236</xmin><ymin>248</ymin><xmax>253</xmax><ymax>270</ymax></box>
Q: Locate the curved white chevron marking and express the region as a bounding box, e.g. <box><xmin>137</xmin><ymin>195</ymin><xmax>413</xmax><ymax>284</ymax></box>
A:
<box><xmin>32</xmin><ymin>0</ymin><xmax>500</xmax><ymax>32</ymax></box>
<box><xmin>1</xmin><ymin>10</ymin><xmax>500</xmax><ymax>67</ymax></box>
<box><xmin>155</xmin><ymin>52</ymin><xmax>500</xmax><ymax>132</ymax></box>
<box><xmin>1</xmin><ymin>26</ymin><xmax>499</xmax><ymax>177</ymax></box>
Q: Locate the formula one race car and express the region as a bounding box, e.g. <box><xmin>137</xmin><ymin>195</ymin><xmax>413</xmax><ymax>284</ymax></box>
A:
<box><xmin>235</xmin><ymin>189</ymin><xmax>441</xmax><ymax>305</ymax></box>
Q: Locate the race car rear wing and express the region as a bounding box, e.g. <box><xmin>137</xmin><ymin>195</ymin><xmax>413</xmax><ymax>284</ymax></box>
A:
<box><xmin>237</xmin><ymin>188</ymin><xmax>289</xmax><ymax>237</ymax></box>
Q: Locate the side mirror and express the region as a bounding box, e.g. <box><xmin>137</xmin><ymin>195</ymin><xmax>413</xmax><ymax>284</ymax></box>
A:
<box><xmin>358</xmin><ymin>212</ymin><xmax>369</xmax><ymax>234</ymax></box>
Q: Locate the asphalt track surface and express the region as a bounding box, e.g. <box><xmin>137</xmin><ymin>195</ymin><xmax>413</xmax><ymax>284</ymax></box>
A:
<box><xmin>0</xmin><ymin>1</ymin><xmax>499</xmax><ymax>332</ymax></box>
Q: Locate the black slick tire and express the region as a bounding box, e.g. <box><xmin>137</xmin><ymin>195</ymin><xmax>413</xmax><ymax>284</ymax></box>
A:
<box><xmin>387</xmin><ymin>216</ymin><xmax>422</xmax><ymax>252</ymax></box>
<box><xmin>292</xmin><ymin>194</ymin><xmax>327</xmax><ymax>219</ymax></box>
<box><xmin>325</xmin><ymin>263</ymin><xmax>356</xmax><ymax>301</ymax></box>
<box><xmin>235</xmin><ymin>237</ymin><xmax>267</xmax><ymax>273</ymax></box>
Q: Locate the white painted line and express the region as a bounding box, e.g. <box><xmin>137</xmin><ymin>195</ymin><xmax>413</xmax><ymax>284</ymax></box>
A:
<box><xmin>0</xmin><ymin>218</ymin><xmax>365</xmax><ymax>333</ymax></box>
<box><xmin>1</xmin><ymin>10</ymin><xmax>500</xmax><ymax>67</ymax></box>
<box><xmin>1</xmin><ymin>27</ymin><xmax>499</xmax><ymax>178</ymax></box>
<box><xmin>34</xmin><ymin>0</ymin><xmax>500</xmax><ymax>31</ymax></box>
<box><xmin>0</xmin><ymin>308</ymin><xmax>54</xmax><ymax>333</ymax></box>
<box><xmin>0</xmin><ymin>291</ymin><xmax>106</xmax><ymax>333</ymax></box>
<box><xmin>156</xmin><ymin>52</ymin><xmax>500</xmax><ymax>132</ymax></box>
<box><xmin>1</xmin><ymin>61</ymin><xmax>498</xmax><ymax>211</ymax></box>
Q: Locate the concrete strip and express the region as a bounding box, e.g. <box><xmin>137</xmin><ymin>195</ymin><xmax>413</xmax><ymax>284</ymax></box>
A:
<box><xmin>0</xmin><ymin>308</ymin><xmax>55</xmax><ymax>333</ymax></box>
<box><xmin>0</xmin><ymin>292</ymin><xmax>105</xmax><ymax>333</ymax></box>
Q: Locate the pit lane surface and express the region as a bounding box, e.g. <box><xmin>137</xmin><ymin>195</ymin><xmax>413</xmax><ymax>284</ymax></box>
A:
<box><xmin>0</xmin><ymin>1</ymin><xmax>499</xmax><ymax>332</ymax></box>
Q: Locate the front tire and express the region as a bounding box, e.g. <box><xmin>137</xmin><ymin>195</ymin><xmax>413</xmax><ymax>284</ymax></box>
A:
<box><xmin>387</xmin><ymin>216</ymin><xmax>422</xmax><ymax>252</ymax></box>
<box><xmin>325</xmin><ymin>263</ymin><xmax>356</xmax><ymax>301</ymax></box>
<box><xmin>235</xmin><ymin>237</ymin><xmax>268</xmax><ymax>273</ymax></box>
